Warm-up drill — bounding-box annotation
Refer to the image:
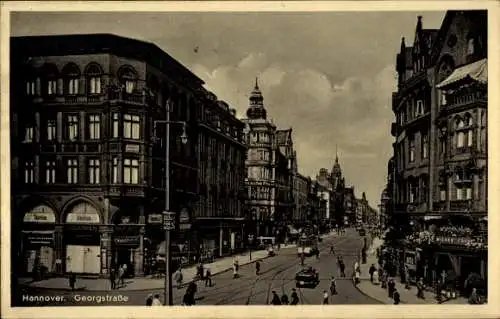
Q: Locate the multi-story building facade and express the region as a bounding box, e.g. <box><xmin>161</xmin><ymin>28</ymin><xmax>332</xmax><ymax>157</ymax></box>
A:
<box><xmin>344</xmin><ymin>187</ymin><xmax>356</xmax><ymax>226</ymax></box>
<box><xmin>11</xmin><ymin>34</ymin><xmax>246</xmax><ymax>277</ymax></box>
<box><xmin>391</xmin><ymin>11</ymin><xmax>487</xmax><ymax>291</ymax></box>
<box><xmin>243</xmin><ymin>80</ymin><xmax>294</xmax><ymax>240</ymax></box>
<box><xmin>293</xmin><ymin>173</ymin><xmax>311</xmax><ymax>223</ymax></box>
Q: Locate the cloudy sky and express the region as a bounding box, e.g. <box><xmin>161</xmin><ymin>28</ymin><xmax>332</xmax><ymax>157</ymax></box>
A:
<box><xmin>11</xmin><ymin>10</ymin><xmax>446</xmax><ymax>206</ymax></box>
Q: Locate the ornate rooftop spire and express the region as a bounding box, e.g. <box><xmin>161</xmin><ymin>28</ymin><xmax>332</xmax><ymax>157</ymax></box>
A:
<box><xmin>246</xmin><ymin>77</ymin><xmax>267</xmax><ymax>120</ymax></box>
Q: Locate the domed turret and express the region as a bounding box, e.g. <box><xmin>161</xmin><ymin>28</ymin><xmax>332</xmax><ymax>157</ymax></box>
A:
<box><xmin>246</xmin><ymin>77</ymin><xmax>267</xmax><ymax>120</ymax></box>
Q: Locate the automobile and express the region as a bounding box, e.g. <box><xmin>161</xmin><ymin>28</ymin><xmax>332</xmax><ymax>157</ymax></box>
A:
<box><xmin>295</xmin><ymin>267</ymin><xmax>320</xmax><ymax>288</ymax></box>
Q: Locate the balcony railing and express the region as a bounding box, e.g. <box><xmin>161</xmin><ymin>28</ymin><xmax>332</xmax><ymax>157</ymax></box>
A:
<box><xmin>447</xmin><ymin>91</ymin><xmax>486</xmax><ymax>108</ymax></box>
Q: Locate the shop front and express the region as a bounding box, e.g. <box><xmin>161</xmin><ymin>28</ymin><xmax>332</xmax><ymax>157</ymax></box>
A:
<box><xmin>144</xmin><ymin>213</ymin><xmax>164</xmax><ymax>276</ymax></box>
<box><xmin>112</xmin><ymin>224</ymin><xmax>141</xmax><ymax>277</ymax></box>
<box><xmin>64</xmin><ymin>202</ymin><xmax>101</xmax><ymax>274</ymax></box>
<box><xmin>22</xmin><ymin>205</ymin><xmax>56</xmax><ymax>275</ymax></box>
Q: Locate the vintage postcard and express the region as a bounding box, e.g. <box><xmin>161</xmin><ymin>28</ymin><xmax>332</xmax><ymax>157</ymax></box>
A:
<box><xmin>1</xmin><ymin>1</ymin><xmax>499</xmax><ymax>318</ymax></box>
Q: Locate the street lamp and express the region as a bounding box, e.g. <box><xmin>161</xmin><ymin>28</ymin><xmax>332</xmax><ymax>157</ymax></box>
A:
<box><xmin>154</xmin><ymin>99</ymin><xmax>188</xmax><ymax>306</ymax></box>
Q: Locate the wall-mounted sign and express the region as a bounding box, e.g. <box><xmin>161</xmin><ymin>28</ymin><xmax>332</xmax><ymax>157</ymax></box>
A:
<box><xmin>24</xmin><ymin>206</ymin><xmax>56</xmax><ymax>223</ymax></box>
<box><xmin>66</xmin><ymin>203</ymin><xmax>100</xmax><ymax>224</ymax></box>
<box><xmin>23</xmin><ymin>230</ymin><xmax>54</xmax><ymax>246</ymax></box>
<box><xmin>114</xmin><ymin>236</ymin><xmax>140</xmax><ymax>247</ymax></box>
<box><xmin>125</xmin><ymin>144</ymin><xmax>140</xmax><ymax>153</ymax></box>
<box><xmin>148</xmin><ymin>214</ymin><xmax>162</xmax><ymax>224</ymax></box>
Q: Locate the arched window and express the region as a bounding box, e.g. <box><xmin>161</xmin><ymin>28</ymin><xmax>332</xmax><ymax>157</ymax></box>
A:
<box><xmin>62</xmin><ymin>63</ymin><xmax>81</xmax><ymax>95</ymax></box>
<box><xmin>118</xmin><ymin>65</ymin><xmax>137</xmax><ymax>94</ymax></box>
<box><xmin>84</xmin><ymin>63</ymin><xmax>103</xmax><ymax>95</ymax></box>
<box><xmin>456</xmin><ymin>118</ymin><xmax>465</xmax><ymax>148</ymax></box>
<box><xmin>467</xmin><ymin>38</ymin><xmax>475</xmax><ymax>56</ymax></box>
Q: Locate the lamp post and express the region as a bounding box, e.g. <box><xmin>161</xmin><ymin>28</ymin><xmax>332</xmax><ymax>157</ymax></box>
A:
<box><xmin>154</xmin><ymin>99</ymin><xmax>188</xmax><ymax>306</ymax></box>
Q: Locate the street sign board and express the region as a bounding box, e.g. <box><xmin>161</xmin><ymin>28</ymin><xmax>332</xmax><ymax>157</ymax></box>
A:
<box><xmin>162</xmin><ymin>211</ymin><xmax>176</xmax><ymax>230</ymax></box>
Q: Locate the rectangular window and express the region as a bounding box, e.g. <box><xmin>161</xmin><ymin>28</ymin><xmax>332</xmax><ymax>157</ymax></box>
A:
<box><xmin>67</xmin><ymin>115</ymin><xmax>79</xmax><ymax>141</ymax></box>
<box><xmin>123</xmin><ymin>114</ymin><xmax>140</xmax><ymax>139</ymax></box>
<box><xmin>416</xmin><ymin>100</ymin><xmax>424</xmax><ymax>116</ymax></box>
<box><xmin>24</xmin><ymin>160</ymin><xmax>34</xmax><ymax>184</ymax></box>
<box><xmin>456</xmin><ymin>186</ymin><xmax>463</xmax><ymax>200</ymax></box>
<box><xmin>89</xmin><ymin>77</ymin><xmax>101</xmax><ymax>94</ymax></box>
<box><xmin>112</xmin><ymin>113</ymin><xmax>119</xmax><ymax>138</ymax></box>
<box><xmin>466</xmin><ymin>187</ymin><xmax>473</xmax><ymax>200</ymax></box>
<box><xmin>422</xmin><ymin>133</ymin><xmax>428</xmax><ymax>159</ymax></box>
<box><xmin>68</xmin><ymin>78</ymin><xmax>79</xmax><ymax>95</ymax></box>
<box><xmin>457</xmin><ymin>131</ymin><xmax>465</xmax><ymax>148</ymax></box>
<box><xmin>123</xmin><ymin>158</ymin><xmax>139</xmax><ymax>184</ymax></box>
<box><xmin>409</xmin><ymin>137</ymin><xmax>415</xmax><ymax>163</ymax></box>
<box><xmin>467</xmin><ymin>130</ymin><xmax>473</xmax><ymax>147</ymax></box>
<box><xmin>112</xmin><ymin>157</ymin><xmax>119</xmax><ymax>183</ymax></box>
<box><xmin>125</xmin><ymin>80</ymin><xmax>135</xmax><ymax>94</ymax></box>
<box><xmin>47</xmin><ymin>80</ymin><xmax>57</xmax><ymax>96</ymax></box>
<box><xmin>439</xmin><ymin>188</ymin><xmax>446</xmax><ymax>201</ymax></box>
<box><xmin>88</xmin><ymin>159</ymin><xmax>100</xmax><ymax>184</ymax></box>
<box><xmin>26</xmin><ymin>81</ymin><xmax>36</xmax><ymax>96</ymax></box>
<box><xmin>440</xmin><ymin>92</ymin><xmax>447</xmax><ymax>106</ymax></box>
<box><xmin>66</xmin><ymin>159</ymin><xmax>78</xmax><ymax>184</ymax></box>
<box><xmin>24</xmin><ymin>127</ymin><xmax>34</xmax><ymax>143</ymax></box>
<box><xmin>88</xmin><ymin>114</ymin><xmax>101</xmax><ymax>140</ymax></box>
<box><xmin>45</xmin><ymin>160</ymin><xmax>56</xmax><ymax>184</ymax></box>
<box><xmin>47</xmin><ymin>120</ymin><xmax>56</xmax><ymax>141</ymax></box>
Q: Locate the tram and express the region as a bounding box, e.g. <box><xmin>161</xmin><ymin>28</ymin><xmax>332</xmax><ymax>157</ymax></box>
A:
<box><xmin>297</xmin><ymin>235</ymin><xmax>319</xmax><ymax>257</ymax></box>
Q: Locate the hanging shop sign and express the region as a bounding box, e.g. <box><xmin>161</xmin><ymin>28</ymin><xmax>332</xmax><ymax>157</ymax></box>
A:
<box><xmin>148</xmin><ymin>214</ymin><xmax>163</xmax><ymax>224</ymax></box>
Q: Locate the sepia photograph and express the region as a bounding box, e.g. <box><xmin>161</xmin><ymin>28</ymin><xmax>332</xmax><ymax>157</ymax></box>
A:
<box><xmin>1</xmin><ymin>1</ymin><xmax>498</xmax><ymax>318</ymax></box>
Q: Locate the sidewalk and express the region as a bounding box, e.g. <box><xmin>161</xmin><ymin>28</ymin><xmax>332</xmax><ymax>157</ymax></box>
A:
<box><xmin>356</xmin><ymin>237</ymin><xmax>468</xmax><ymax>305</ymax></box>
<box><xmin>18</xmin><ymin>247</ymin><xmax>278</xmax><ymax>292</ymax></box>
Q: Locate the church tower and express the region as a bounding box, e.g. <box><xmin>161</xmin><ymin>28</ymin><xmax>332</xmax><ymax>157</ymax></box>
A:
<box><xmin>246</xmin><ymin>77</ymin><xmax>267</xmax><ymax>120</ymax></box>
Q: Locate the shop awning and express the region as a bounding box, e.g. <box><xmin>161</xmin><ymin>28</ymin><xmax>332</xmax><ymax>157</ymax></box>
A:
<box><xmin>436</xmin><ymin>58</ymin><xmax>487</xmax><ymax>89</ymax></box>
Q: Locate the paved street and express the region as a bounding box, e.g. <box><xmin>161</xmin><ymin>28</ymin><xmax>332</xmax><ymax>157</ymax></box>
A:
<box><xmin>14</xmin><ymin>229</ymin><xmax>379</xmax><ymax>306</ymax></box>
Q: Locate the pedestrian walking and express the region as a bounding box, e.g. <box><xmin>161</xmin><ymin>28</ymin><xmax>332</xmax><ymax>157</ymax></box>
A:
<box><xmin>270</xmin><ymin>291</ymin><xmax>281</xmax><ymax>305</ymax></box>
<box><xmin>205</xmin><ymin>267</ymin><xmax>212</xmax><ymax>287</ymax></box>
<box><xmin>373</xmin><ymin>268</ymin><xmax>380</xmax><ymax>285</ymax></box>
<box><xmin>468</xmin><ymin>288</ymin><xmax>480</xmax><ymax>304</ymax></box>
<box><xmin>145</xmin><ymin>293</ymin><xmax>153</xmax><ymax>306</ymax></box>
<box><xmin>330</xmin><ymin>246</ymin><xmax>335</xmax><ymax>254</ymax></box>
<box><xmin>416</xmin><ymin>278</ymin><xmax>425</xmax><ymax>299</ymax></box>
<box><xmin>280</xmin><ymin>293</ymin><xmax>289</xmax><ymax>305</ymax></box>
<box><xmin>68</xmin><ymin>273</ymin><xmax>76</xmax><ymax>291</ymax></box>
<box><xmin>369</xmin><ymin>264</ymin><xmax>376</xmax><ymax>283</ymax></box>
<box><xmin>388</xmin><ymin>278</ymin><xmax>396</xmax><ymax>299</ymax></box>
<box><xmin>174</xmin><ymin>268</ymin><xmax>183</xmax><ymax>288</ymax></box>
<box><xmin>256</xmin><ymin>261</ymin><xmax>261</xmax><ymax>275</ymax></box>
<box><xmin>315</xmin><ymin>249</ymin><xmax>320</xmax><ymax>260</ymax></box>
<box><xmin>118</xmin><ymin>265</ymin><xmax>125</xmax><ymax>288</ymax></box>
<box><xmin>393</xmin><ymin>289</ymin><xmax>401</xmax><ymax>305</ymax></box>
<box><xmin>290</xmin><ymin>288</ymin><xmax>299</xmax><ymax>305</ymax></box>
<box><xmin>354</xmin><ymin>269</ymin><xmax>361</xmax><ymax>285</ymax></box>
<box><xmin>232</xmin><ymin>263</ymin><xmax>239</xmax><ymax>279</ymax></box>
<box><xmin>152</xmin><ymin>294</ymin><xmax>162</xmax><ymax>306</ymax></box>
<box><xmin>322</xmin><ymin>290</ymin><xmax>329</xmax><ymax>304</ymax></box>
<box><xmin>339</xmin><ymin>261</ymin><xmax>346</xmax><ymax>278</ymax></box>
<box><xmin>197</xmin><ymin>262</ymin><xmax>204</xmax><ymax>280</ymax></box>
<box><xmin>330</xmin><ymin>276</ymin><xmax>338</xmax><ymax>295</ymax></box>
<box><xmin>109</xmin><ymin>269</ymin><xmax>116</xmax><ymax>290</ymax></box>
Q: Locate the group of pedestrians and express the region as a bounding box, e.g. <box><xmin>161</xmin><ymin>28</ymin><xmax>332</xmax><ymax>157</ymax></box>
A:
<box><xmin>270</xmin><ymin>289</ymin><xmax>300</xmax><ymax>305</ymax></box>
<box><xmin>109</xmin><ymin>264</ymin><xmax>128</xmax><ymax>290</ymax></box>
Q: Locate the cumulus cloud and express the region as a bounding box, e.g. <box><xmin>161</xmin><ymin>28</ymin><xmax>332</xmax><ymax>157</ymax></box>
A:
<box><xmin>191</xmin><ymin>53</ymin><xmax>397</xmax><ymax>203</ymax></box>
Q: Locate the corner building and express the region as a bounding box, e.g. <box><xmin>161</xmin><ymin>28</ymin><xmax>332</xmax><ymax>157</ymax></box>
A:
<box><xmin>10</xmin><ymin>34</ymin><xmax>246</xmax><ymax>277</ymax></box>
<box><xmin>391</xmin><ymin>11</ymin><xmax>487</xmax><ymax>292</ymax></box>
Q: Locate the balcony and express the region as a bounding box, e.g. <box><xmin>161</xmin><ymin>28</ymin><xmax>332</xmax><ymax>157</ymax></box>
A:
<box><xmin>108</xmin><ymin>91</ymin><xmax>148</xmax><ymax>106</ymax></box>
<box><xmin>442</xmin><ymin>91</ymin><xmax>487</xmax><ymax>112</ymax></box>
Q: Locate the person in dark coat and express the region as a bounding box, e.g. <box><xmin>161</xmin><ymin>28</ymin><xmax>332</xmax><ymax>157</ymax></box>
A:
<box><xmin>388</xmin><ymin>278</ymin><xmax>396</xmax><ymax>298</ymax></box>
<box><xmin>369</xmin><ymin>264</ymin><xmax>376</xmax><ymax>283</ymax></box>
<box><xmin>110</xmin><ymin>269</ymin><xmax>116</xmax><ymax>290</ymax></box>
<box><xmin>145</xmin><ymin>293</ymin><xmax>153</xmax><ymax>306</ymax></box>
<box><xmin>280</xmin><ymin>293</ymin><xmax>289</xmax><ymax>305</ymax></box>
<box><xmin>69</xmin><ymin>273</ymin><xmax>76</xmax><ymax>291</ymax></box>
<box><xmin>205</xmin><ymin>267</ymin><xmax>212</xmax><ymax>287</ymax></box>
<box><xmin>290</xmin><ymin>288</ymin><xmax>299</xmax><ymax>305</ymax></box>
<box><xmin>270</xmin><ymin>291</ymin><xmax>281</xmax><ymax>305</ymax></box>
<box><xmin>393</xmin><ymin>289</ymin><xmax>401</xmax><ymax>305</ymax></box>
<box><xmin>256</xmin><ymin>261</ymin><xmax>261</xmax><ymax>275</ymax></box>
